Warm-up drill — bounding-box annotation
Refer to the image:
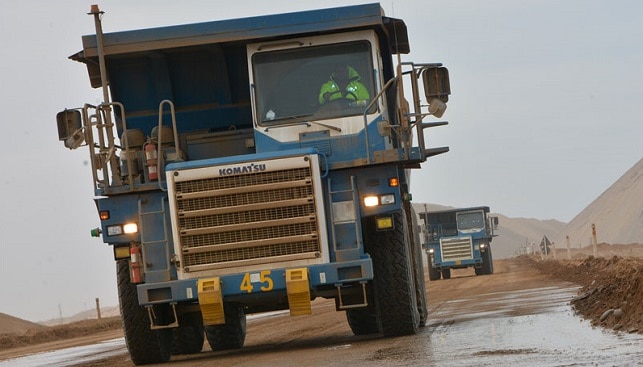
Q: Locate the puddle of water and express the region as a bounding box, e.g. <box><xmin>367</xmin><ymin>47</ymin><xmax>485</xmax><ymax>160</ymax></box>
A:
<box><xmin>0</xmin><ymin>338</ymin><xmax>126</xmax><ymax>367</ymax></box>
<box><xmin>0</xmin><ymin>311</ymin><xmax>291</xmax><ymax>367</ymax></box>
<box><xmin>424</xmin><ymin>284</ymin><xmax>643</xmax><ymax>366</ymax></box>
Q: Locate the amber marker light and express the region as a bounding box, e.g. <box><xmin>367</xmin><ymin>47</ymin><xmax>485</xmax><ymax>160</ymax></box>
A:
<box><xmin>99</xmin><ymin>210</ymin><xmax>110</xmax><ymax>220</ymax></box>
<box><xmin>388</xmin><ymin>177</ymin><xmax>399</xmax><ymax>187</ymax></box>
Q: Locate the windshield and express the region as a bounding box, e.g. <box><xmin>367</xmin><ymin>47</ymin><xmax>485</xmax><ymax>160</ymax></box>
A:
<box><xmin>252</xmin><ymin>41</ymin><xmax>375</xmax><ymax>125</ymax></box>
<box><xmin>456</xmin><ymin>212</ymin><xmax>485</xmax><ymax>231</ymax></box>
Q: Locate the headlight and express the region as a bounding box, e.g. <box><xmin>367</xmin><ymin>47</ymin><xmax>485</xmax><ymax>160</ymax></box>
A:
<box><xmin>363</xmin><ymin>194</ymin><xmax>396</xmax><ymax>207</ymax></box>
<box><xmin>428</xmin><ymin>248</ymin><xmax>434</xmax><ymax>254</ymax></box>
<box><xmin>123</xmin><ymin>223</ymin><xmax>139</xmax><ymax>234</ymax></box>
<box><xmin>380</xmin><ymin>194</ymin><xmax>395</xmax><ymax>205</ymax></box>
<box><xmin>106</xmin><ymin>225</ymin><xmax>123</xmax><ymax>236</ymax></box>
<box><xmin>364</xmin><ymin>196</ymin><xmax>379</xmax><ymax>207</ymax></box>
<box><xmin>106</xmin><ymin>223</ymin><xmax>139</xmax><ymax>236</ymax></box>
<box><xmin>480</xmin><ymin>243</ymin><xmax>486</xmax><ymax>249</ymax></box>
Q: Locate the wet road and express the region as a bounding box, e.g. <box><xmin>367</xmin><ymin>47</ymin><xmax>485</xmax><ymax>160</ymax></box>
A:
<box><xmin>0</xmin><ymin>338</ymin><xmax>125</xmax><ymax>367</ymax></box>
<box><xmin>3</xmin><ymin>259</ymin><xmax>642</xmax><ymax>366</ymax></box>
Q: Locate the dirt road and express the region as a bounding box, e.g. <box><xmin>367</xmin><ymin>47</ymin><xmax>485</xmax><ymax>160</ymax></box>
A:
<box><xmin>3</xmin><ymin>257</ymin><xmax>641</xmax><ymax>366</ymax></box>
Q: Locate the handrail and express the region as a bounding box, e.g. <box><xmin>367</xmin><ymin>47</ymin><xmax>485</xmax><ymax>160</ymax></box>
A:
<box><xmin>156</xmin><ymin>100</ymin><xmax>182</xmax><ymax>192</ymax></box>
<box><xmin>362</xmin><ymin>76</ymin><xmax>398</xmax><ymax>164</ymax></box>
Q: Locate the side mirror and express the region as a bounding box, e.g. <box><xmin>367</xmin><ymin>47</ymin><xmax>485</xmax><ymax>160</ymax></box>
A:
<box><xmin>422</xmin><ymin>67</ymin><xmax>450</xmax><ymax>102</ymax></box>
<box><xmin>56</xmin><ymin>109</ymin><xmax>85</xmax><ymax>149</ymax></box>
<box><xmin>492</xmin><ymin>216</ymin><xmax>499</xmax><ymax>228</ymax></box>
<box><xmin>423</xmin><ymin>67</ymin><xmax>451</xmax><ymax>118</ymax></box>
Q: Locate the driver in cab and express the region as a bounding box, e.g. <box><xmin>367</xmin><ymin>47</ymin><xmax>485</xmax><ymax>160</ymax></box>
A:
<box><xmin>318</xmin><ymin>65</ymin><xmax>370</xmax><ymax>107</ymax></box>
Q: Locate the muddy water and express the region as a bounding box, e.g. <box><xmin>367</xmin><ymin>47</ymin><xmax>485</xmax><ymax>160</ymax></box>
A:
<box><xmin>2</xmin><ymin>280</ymin><xmax>641</xmax><ymax>366</ymax></box>
<box><xmin>421</xmin><ymin>285</ymin><xmax>643</xmax><ymax>366</ymax></box>
<box><xmin>0</xmin><ymin>338</ymin><xmax>125</xmax><ymax>367</ymax></box>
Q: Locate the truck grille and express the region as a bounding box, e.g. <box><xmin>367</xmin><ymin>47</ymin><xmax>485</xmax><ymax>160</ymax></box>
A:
<box><xmin>440</xmin><ymin>236</ymin><xmax>473</xmax><ymax>262</ymax></box>
<box><xmin>170</xmin><ymin>156</ymin><xmax>323</xmax><ymax>273</ymax></box>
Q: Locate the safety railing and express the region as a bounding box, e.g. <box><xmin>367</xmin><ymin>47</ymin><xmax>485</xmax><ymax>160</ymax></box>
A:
<box><xmin>81</xmin><ymin>100</ymin><xmax>182</xmax><ymax>195</ymax></box>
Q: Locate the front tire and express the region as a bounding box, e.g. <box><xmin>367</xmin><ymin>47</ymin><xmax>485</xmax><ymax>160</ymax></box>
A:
<box><xmin>482</xmin><ymin>247</ymin><xmax>494</xmax><ymax>275</ymax></box>
<box><xmin>404</xmin><ymin>203</ymin><xmax>428</xmax><ymax>327</ymax></box>
<box><xmin>171</xmin><ymin>314</ymin><xmax>204</xmax><ymax>355</ymax></box>
<box><xmin>366</xmin><ymin>210</ymin><xmax>420</xmax><ymax>337</ymax></box>
<box><xmin>428</xmin><ymin>255</ymin><xmax>440</xmax><ymax>281</ymax></box>
<box><xmin>205</xmin><ymin>303</ymin><xmax>246</xmax><ymax>351</ymax></box>
<box><xmin>345</xmin><ymin>305</ymin><xmax>380</xmax><ymax>335</ymax></box>
<box><xmin>441</xmin><ymin>269</ymin><xmax>451</xmax><ymax>280</ymax></box>
<box><xmin>117</xmin><ymin>260</ymin><xmax>172</xmax><ymax>365</ymax></box>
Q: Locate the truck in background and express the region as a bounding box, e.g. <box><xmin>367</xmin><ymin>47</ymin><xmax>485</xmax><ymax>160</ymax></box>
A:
<box><xmin>421</xmin><ymin>206</ymin><xmax>498</xmax><ymax>280</ymax></box>
<box><xmin>56</xmin><ymin>3</ymin><xmax>451</xmax><ymax>364</ymax></box>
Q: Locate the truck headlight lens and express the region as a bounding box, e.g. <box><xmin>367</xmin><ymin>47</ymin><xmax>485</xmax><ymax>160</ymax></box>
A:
<box><xmin>428</xmin><ymin>248</ymin><xmax>434</xmax><ymax>254</ymax></box>
<box><xmin>364</xmin><ymin>196</ymin><xmax>379</xmax><ymax>207</ymax></box>
<box><xmin>106</xmin><ymin>225</ymin><xmax>123</xmax><ymax>236</ymax></box>
<box><xmin>123</xmin><ymin>223</ymin><xmax>139</xmax><ymax>234</ymax></box>
<box><xmin>380</xmin><ymin>194</ymin><xmax>395</xmax><ymax>205</ymax></box>
<box><xmin>363</xmin><ymin>194</ymin><xmax>396</xmax><ymax>207</ymax></box>
<box><xmin>106</xmin><ymin>223</ymin><xmax>138</xmax><ymax>236</ymax></box>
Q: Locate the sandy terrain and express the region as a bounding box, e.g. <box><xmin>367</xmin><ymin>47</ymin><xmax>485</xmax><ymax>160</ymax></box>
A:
<box><xmin>1</xmin><ymin>243</ymin><xmax>641</xmax><ymax>365</ymax></box>
<box><xmin>528</xmin><ymin>243</ymin><xmax>643</xmax><ymax>333</ymax></box>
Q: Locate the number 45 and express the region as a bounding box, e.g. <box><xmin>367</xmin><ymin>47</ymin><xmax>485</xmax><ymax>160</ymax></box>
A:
<box><xmin>240</xmin><ymin>270</ymin><xmax>274</xmax><ymax>293</ymax></box>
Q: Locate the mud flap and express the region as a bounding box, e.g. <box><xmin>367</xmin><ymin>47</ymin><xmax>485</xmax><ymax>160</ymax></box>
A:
<box><xmin>198</xmin><ymin>278</ymin><xmax>225</xmax><ymax>325</ymax></box>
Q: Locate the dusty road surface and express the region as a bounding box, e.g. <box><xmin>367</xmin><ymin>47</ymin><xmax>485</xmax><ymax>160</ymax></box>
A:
<box><xmin>2</xmin><ymin>258</ymin><xmax>642</xmax><ymax>367</ymax></box>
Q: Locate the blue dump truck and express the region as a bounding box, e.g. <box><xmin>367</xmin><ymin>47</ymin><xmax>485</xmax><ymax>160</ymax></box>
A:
<box><xmin>421</xmin><ymin>207</ymin><xmax>498</xmax><ymax>280</ymax></box>
<box><xmin>56</xmin><ymin>4</ymin><xmax>451</xmax><ymax>364</ymax></box>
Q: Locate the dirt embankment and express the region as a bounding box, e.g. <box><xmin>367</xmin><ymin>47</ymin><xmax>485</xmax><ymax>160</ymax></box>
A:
<box><xmin>0</xmin><ymin>317</ymin><xmax>122</xmax><ymax>351</ymax></box>
<box><xmin>527</xmin><ymin>251</ymin><xmax>643</xmax><ymax>334</ymax></box>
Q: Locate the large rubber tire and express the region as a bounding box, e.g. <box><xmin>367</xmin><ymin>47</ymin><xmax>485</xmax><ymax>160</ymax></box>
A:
<box><xmin>475</xmin><ymin>265</ymin><xmax>484</xmax><ymax>276</ymax></box>
<box><xmin>404</xmin><ymin>203</ymin><xmax>428</xmax><ymax>327</ymax></box>
<box><xmin>346</xmin><ymin>306</ymin><xmax>380</xmax><ymax>335</ymax></box>
<box><xmin>205</xmin><ymin>303</ymin><xmax>246</xmax><ymax>351</ymax></box>
<box><xmin>171</xmin><ymin>315</ymin><xmax>204</xmax><ymax>355</ymax></box>
<box><xmin>489</xmin><ymin>250</ymin><xmax>495</xmax><ymax>274</ymax></box>
<box><xmin>428</xmin><ymin>255</ymin><xmax>441</xmax><ymax>281</ymax></box>
<box><xmin>117</xmin><ymin>260</ymin><xmax>172</xmax><ymax>365</ymax></box>
<box><xmin>476</xmin><ymin>248</ymin><xmax>494</xmax><ymax>275</ymax></box>
<box><xmin>482</xmin><ymin>247</ymin><xmax>494</xmax><ymax>275</ymax></box>
<box><xmin>441</xmin><ymin>268</ymin><xmax>452</xmax><ymax>280</ymax></box>
<box><xmin>366</xmin><ymin>210</ymin><xmax>420</xmax><ymax>337</ymax></box>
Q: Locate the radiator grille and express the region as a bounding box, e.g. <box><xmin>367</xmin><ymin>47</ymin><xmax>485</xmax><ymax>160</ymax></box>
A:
<box><xmin>440</xmin><ymin>237</ymin><xmax>473</xmax><ymax>262</ymax></box>
<box><xmin>172</xmin><ymin>162</ymin><xmax>322</xmax><ymax>273</ymax></box>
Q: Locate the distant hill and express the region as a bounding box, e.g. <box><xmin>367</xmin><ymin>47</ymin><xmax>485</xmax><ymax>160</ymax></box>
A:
<box><xmin>39</xmin><ymin>306</ymin><xmax>121</xmax><ymax>326</ymax></box>
<box><xmin>0</xmin><ymin>312</ymin><xmax>45</xmax><ymax>335</ymax></box>
<box><xmin>553</xmin><ymin>158</ymin><xmax>643</xmax><ymax>247</ymax></box>
<box><xmin>491</xmin><ymin>215</ymin><xmax>565</xmax><ymax>258</ymax></box>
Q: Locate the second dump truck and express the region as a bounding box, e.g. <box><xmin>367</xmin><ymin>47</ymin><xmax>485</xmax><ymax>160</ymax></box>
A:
<box><xmin>421</xmin><ymin>207</ymin><xmax>498</xmax><ymax>280</ymax></box>
<box><xmin>56</xmin><ymin>3</ymin><xmax>451</xmax><ymax>364</ymax></box>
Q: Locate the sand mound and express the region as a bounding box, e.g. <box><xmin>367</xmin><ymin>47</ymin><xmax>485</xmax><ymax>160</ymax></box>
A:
<box><xmin>526</xmin><ymin>248</ymin><xmax>643</xmax><ymax>333</ymax></box>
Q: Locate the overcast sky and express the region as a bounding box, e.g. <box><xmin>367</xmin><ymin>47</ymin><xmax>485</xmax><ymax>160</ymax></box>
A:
<box><xmin>0</xmin><ymin>0</ymin><xmax>641</xmax><ymax>322</ymax></box>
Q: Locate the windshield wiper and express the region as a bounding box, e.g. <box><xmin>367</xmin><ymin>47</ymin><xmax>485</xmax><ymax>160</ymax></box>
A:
<box><xmin>308</xmin><ymin>120</ymin><xmax>341</xmax><ymax>132</ymax></box>
<box><xmin>264</xmin><ymin>114</ymin><xmax>341</xmax><ymax>132</ymax></box>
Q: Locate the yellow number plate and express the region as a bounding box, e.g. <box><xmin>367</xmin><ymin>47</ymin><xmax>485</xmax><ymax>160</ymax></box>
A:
<box><xmin>240</xmin><ymin>270</ymin><xmax>274</xmax><ymax>294</ymax></box>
